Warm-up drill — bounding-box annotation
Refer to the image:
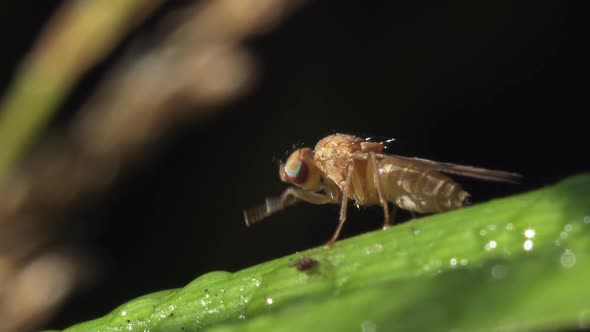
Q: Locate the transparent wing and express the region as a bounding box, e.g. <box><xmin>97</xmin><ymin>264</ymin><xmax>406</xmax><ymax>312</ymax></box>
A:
<box><xmin>381</xmin><ymin>154</ymin><xmax>522</xmax><ymax>184</ymax></box>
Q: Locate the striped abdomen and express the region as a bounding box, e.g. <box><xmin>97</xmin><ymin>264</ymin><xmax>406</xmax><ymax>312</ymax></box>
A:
<box><xmin>377</xmin><ymin>158</ymin><xmax>469</xmax><ymax>213</ymax></box>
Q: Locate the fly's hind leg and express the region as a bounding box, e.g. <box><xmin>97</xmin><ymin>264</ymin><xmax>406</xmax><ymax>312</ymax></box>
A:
<box><xmin>351</xmin><ymin>151</ymin><xmax>391</xmax><ymax>229</ymax></box>
<box><xmin>324</xmin><ymin>165</ymin><xmax>354</xmax><ymax>248</ymax></box>
<box><xmin>368</xmin><ymin>152</ymin><xmax>391</xmax><ymax>229</ymax></box>
<box><xmin>390</xmin><ymin>204</ymin><xmax>398</xmax><ymax>226</ymax></box>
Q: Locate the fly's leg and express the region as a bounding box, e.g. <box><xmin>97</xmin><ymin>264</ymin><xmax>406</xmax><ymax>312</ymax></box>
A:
<box><xmin>351</xmin><ymin>152</ymin><xmax>391</xmax><ymax>229</ymax></box>
<box><xmin>368</xmin><ymin>152</ymin><xmax>390</xmax><ymax>229</ymax></box>
<box><xmin>244</xmin><ymin>188</ymin><xmax>336</xmax><ymax>227</ymax></box>
<box><xmin>390</xmin><ymin>204</ymin><xmax>398</xmax><ymax>226</ymax></box>
<box><xmin>323</xmin><ymin>165</ymin><xmax>354</xmax><ymax>248</ymax></box>
<box><xmin>280</xmin><ymin>187</ymin><xmax>336</xmax><ymax>205</ymax></box>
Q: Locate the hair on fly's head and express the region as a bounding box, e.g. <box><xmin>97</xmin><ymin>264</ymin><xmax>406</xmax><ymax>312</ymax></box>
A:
<box><xmin>271</xmin><ymin>141</ymin><xmax>305</xmax><ymax>166</ymax></box>
<box><xmin>383</xmin><ymin>137</ymin><xmax>396</xmax><ymax>150</ymax></box>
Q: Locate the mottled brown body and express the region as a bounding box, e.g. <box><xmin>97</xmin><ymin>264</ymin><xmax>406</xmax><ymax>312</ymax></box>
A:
<box><xmin>244</xmin><ymin>133</ymin><xmax>521</xmax><ymax>247</ymax></box>
<box><xmin>314</xmin><ymin>134</ymin><xmax>468</xmax><ymax>213</ymax></box>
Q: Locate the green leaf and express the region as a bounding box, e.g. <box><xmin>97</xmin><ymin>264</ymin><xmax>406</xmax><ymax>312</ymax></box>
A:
<box><xmin>60</xmin><ymin>174</ymin><xmax>590</xmax><ymax>332</ymax></box>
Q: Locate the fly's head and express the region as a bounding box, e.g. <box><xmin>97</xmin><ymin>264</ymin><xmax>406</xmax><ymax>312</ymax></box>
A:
<box><xmin>280</xmin><ymin>148</ymin><xmax>322</xmax><ymax>191</ymax></box>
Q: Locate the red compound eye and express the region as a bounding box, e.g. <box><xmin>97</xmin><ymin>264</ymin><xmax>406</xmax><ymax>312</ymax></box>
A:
<box><xmin>279</xmin><ymin>148</ymin><xmax>321</xmax><ymax>191</ymax></box>
<box><xmin>283</xmin><ymin>154</ymin><xmax>308</xmax><ymax>184</ymax></box>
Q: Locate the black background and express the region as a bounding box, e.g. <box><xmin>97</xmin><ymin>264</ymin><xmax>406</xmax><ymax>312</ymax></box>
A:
<box><xmin>1</xmin><ymin>1</ymin><xmax>589</xmax><ymax>330</ymax></box>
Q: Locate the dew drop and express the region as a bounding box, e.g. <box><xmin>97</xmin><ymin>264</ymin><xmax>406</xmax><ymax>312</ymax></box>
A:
<box><xmin>266</xmin><ymin>297</ymin><xmax>274</xmax><ymax>305</ymax></box>
<box><xmin>565</xmin><ymin>224</ymin><xmax>573</xmax><ymax>232</ymax></box>
<box><xmin>485</xmin><ymin>240</ymin><xmax>497</xmax><ymax>251</ymax></box>
<box><xmin>252</xmin><ymin>277</ymin><xmax>261</xmax><ymax>287</ymax></box>
<box><xmin>240</xmin><ymin>294</ymin><xmax>249</xmax><ymax>305</ymax></box>
<box><xmin>413</xmin><ymin>229</ymin><xmax>421</xmax><ymax>236</ymax></box>
<box><xmin>561</xmin><ymin>249</ymin><xmax>576</xmax><ymax>268</ymax></box>
<box><xmin>460</xmin><ymin>259</ymin><xmax>468</xmax><ymax>266</ymax></box>
<box><xmin>523</xmin><ymin>239</ymin><xmax>534</xmax><ymax>251</ymax></box>
<box><xmin>524</xmin><ymin>228</ymin><xmax>535</xmax><ymax>238</ymax></box>
<box><xmin>584</xmin><ymin>216</ymin><xmax>590</xmax><ymax>224</ymax></box>
<box><xmin>488</xmin><ymin>224</ymin><xmax>496</xmax><ymax>231</ymax></box>
<box><xmin>506</xmin><ymin>223</ymin><xmax>514</xmax><ymax>231</ymax></box>
<box><xmin>479</xmin><ymin>229</ymin><xmax>487</xmax><ymax>236</ymax></box>
<box><xmin>560</xmin><ymin>232</ymin><xmax>568</xmax><ymax>240</ymax></box>
<box><xmin>449</xmin><ymin>258</ymin><xmax>457</xmax><ymax>267</ymax></box>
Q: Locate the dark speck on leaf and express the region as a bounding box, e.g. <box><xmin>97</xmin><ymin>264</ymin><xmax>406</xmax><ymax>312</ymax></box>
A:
<box><xmin>289</xmin><ymin>257</ymin><xmax>318</xmax><ymax>271</ymax></box>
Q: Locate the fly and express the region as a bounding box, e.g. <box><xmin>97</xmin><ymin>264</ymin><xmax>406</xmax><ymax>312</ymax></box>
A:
<box><xmin>244</xmin><ymin>134</ymin><xmax>521</xmax><ymax>248</ymax></box>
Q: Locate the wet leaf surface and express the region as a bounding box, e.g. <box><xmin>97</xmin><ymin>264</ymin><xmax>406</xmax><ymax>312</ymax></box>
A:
<box><xmin>61</xmin><ymin>174</ymin><xmax>590</xmax><ymax>332</ymax></box>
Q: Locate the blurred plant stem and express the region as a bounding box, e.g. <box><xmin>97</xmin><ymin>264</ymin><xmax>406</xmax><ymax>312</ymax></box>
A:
<box><xmin>0</xmin><ymin>0</ymin><xmax>163</xmax><ymax>180</ymax></box>
<box><xmin>0</xmin><ymin>1</ymin><xmax>306</xmax><ymax>331</ymax></box>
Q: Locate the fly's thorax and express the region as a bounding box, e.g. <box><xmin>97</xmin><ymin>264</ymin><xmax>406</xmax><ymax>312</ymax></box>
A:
<box><xmin>313</xmin><ymin>134</ymin><xmax>365</xmax><ymax>187</ymax></box>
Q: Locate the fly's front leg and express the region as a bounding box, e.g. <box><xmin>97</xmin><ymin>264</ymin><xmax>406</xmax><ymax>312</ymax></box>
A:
<box><xmin>323</xmin><ymin>166</ymin><xmax>354</xmax><ymax>248</ymax></box>
<box><xmin>280</xmin><ymin>187</ymin><xmax>337</xmax><ymax>206</ymax></box>
<box><xmin>244</xmin><ymin>188</ymin><xmax>336</xmax><ymax>226</ymax></box>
